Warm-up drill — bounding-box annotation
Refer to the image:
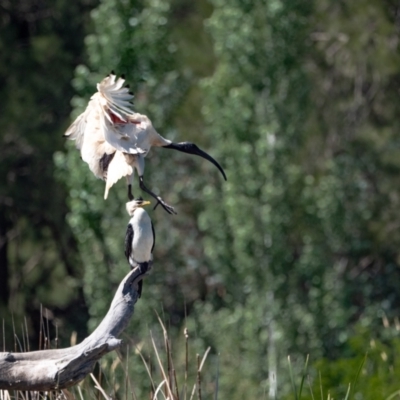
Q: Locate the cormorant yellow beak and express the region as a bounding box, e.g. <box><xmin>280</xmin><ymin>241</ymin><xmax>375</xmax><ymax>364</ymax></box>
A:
<box><xmin>140</xmin><ymin>200</ymin><xmax>151</xmax><ymax>207</ymax></box>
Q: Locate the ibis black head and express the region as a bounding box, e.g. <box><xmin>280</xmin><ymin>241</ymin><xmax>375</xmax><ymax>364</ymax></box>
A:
<box><xmin>163</xmin><ymin>142</ymin><xmax>227</xmax><ymax>180</ymax></box>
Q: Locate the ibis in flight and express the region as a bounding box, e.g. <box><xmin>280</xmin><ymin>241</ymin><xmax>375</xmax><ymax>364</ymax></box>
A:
<box><xmin>64</xmin><ymin>73</ymin><xmax>227</xmax><ymax>214</ymax></box>
<box><xmin>125</xmin><ymin>198</ymin><xmax>155</xmax><ymax>296</ymax></box>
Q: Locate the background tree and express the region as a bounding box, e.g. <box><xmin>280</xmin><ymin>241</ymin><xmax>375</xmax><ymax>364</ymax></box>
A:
<box><xmin>0</xmin><ymin>0</ymin><xmax>98</xmax><ymax>345</ymax></box>
<box><xmin>197</xmin><ymin>0</ymin><xmax>400</xmax><ymax>396</ymax></box>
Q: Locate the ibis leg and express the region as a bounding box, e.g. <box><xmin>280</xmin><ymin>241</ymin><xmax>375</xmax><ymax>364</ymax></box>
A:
<box><xmin>128</xmin><ymin>184</ymin><xmax>134</xmax><ymax>201</ymax></box>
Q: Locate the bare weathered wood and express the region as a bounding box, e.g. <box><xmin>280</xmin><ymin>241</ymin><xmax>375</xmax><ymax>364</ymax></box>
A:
<box><xmin>0</xmin><ymin>266</ymin><xmax>148</xmax><ymax>391</ymax></box>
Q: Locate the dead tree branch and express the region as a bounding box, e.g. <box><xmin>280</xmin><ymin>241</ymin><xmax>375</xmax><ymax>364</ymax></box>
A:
<box><xmin>0</xmin><ymin>266</ymin><xmax>147</xmax><ymax>391</ymax></box>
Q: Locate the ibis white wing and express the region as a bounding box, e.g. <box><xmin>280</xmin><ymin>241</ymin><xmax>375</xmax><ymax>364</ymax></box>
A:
<box><xmin>104</xmin><ymin>151</ymin><xmax>133</xmax><ymax>199</ymax></box>
<box><xmin>64</xmin><ymin>95</ymin><xmax>103</xmax><ymax>150</ymax></box>
<box><xmin>97</xmin><ymin>74</ymin><xmax>134</xmax><ymax>123</ymax></box>
<box><xmin>64</xmin><ymin>109</ymin><xmax>89</xmax><ymax>150</ymax></box>
<box><xmin>96</xmin><ymin>74</ymin><xmax>149</xmax><ymax>154</ymax></box>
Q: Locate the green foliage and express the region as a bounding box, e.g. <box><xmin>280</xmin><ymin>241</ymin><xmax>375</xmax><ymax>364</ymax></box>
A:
<box><xmin>304</xmin><ymin>325</ymin><xmax>400</xmax><ymax>400</ymax></box>
<box><xmin>54</xmin><ymin>0</ymin><xmax>400</xmax><ymax>397</ymax></box>
<box><xmin>196</xmin><ymin>0</ymin><xmax>400</xmax><ymax>396</ymax></box>
<box><xmin>5</xmin><ymin>0</ymin><xmax>400</xmax><ymax>397</ymax></box>
<box><xmin>0</xmin><ymin>0</ymin><xmax>97</xmax><ymax>345</ymax></box>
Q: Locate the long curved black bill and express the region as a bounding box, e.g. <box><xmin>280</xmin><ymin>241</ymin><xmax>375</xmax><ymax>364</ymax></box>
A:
<box><xmin>163</xmin><ymin>142</ymin><xmax>227</xmax><ymax>181</ymax></box>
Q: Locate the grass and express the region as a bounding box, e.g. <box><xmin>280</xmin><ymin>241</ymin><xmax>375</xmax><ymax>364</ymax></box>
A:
<box><xmin>3</xmin><ymin>313</ymin><xmax>400</xmax><ymax>399</ymax></box>
<box><xmin>0</xmin><ymin>310</ymin><xmax>212</xmax><ymax>400</ymax></box>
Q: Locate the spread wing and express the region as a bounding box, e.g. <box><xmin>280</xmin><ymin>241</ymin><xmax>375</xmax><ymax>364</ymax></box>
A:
<box><xmin>64</xmin><ymin>96</ymin><xmax>105</xmax><ymax>152</ymax></box>
<box><xmin>97</xmin><ymin>74</ymin><xmax>134</xmax><ymax>122</ymax></box>
<box><xmin>98</xmin><ymin>74</ymin><xmax>169</xmax><ymax>154</ymax></box>
<box><xmin>64</xmin><ymin>74</ymin><xmax>129</xmax><ymax>151</ymax></box>
<box><xmin>104</xmin><ymin>151</ymin><xmax>133</xmax><ymax>199</ymax></box>
<box><xmin>64</xmin><ymin>110</ymin><xmax>89</xmax><ymax>150</ymax></box>
<box><xmin>97</xmin><ymin>74</ymin><xmax>149</xmax><ymax>154</ymax></box>
<box><xmin>125</xmin><ymin>223</ymin><xmax>133</xmax><ymax>261</ymax></box>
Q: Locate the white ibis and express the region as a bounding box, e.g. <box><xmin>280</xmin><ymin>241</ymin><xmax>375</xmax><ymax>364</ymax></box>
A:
<box><xmin>125</xmin><ymin>198</ymin><xmax>155</xmax><ymax>297</ymax></box>
<box><xmin>64</xmin><ymin>73</ymin><xmax>227</xmax><ymax>214</ymax></box>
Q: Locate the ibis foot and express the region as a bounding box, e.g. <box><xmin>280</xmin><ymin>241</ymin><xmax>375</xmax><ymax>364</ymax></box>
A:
<box><xmin>138</xmin><ymin>176</ymin><xmax>177</xmax><ymax>215</ymax></box>
<box><xmin>153</xmin><ymin>197</ymin><xmax>176</xmax><ymax>215</ymax></box>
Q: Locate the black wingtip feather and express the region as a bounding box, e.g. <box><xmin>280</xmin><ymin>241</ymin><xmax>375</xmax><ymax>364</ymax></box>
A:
<box><xmin>125</xmin><ymin>224</ymin><xmax>134</xmax><ymax>261</ymax></box>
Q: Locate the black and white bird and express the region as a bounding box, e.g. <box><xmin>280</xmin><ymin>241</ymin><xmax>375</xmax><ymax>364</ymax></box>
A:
<box><xmin>125</xmin><ymin>198</ymin><xmax>155</xmax><ymax>296</ymax></box>
<box><xmin>64</xmin><ymin>73</ymin><xmax>227</xmax><ymax>214</ymax></box>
